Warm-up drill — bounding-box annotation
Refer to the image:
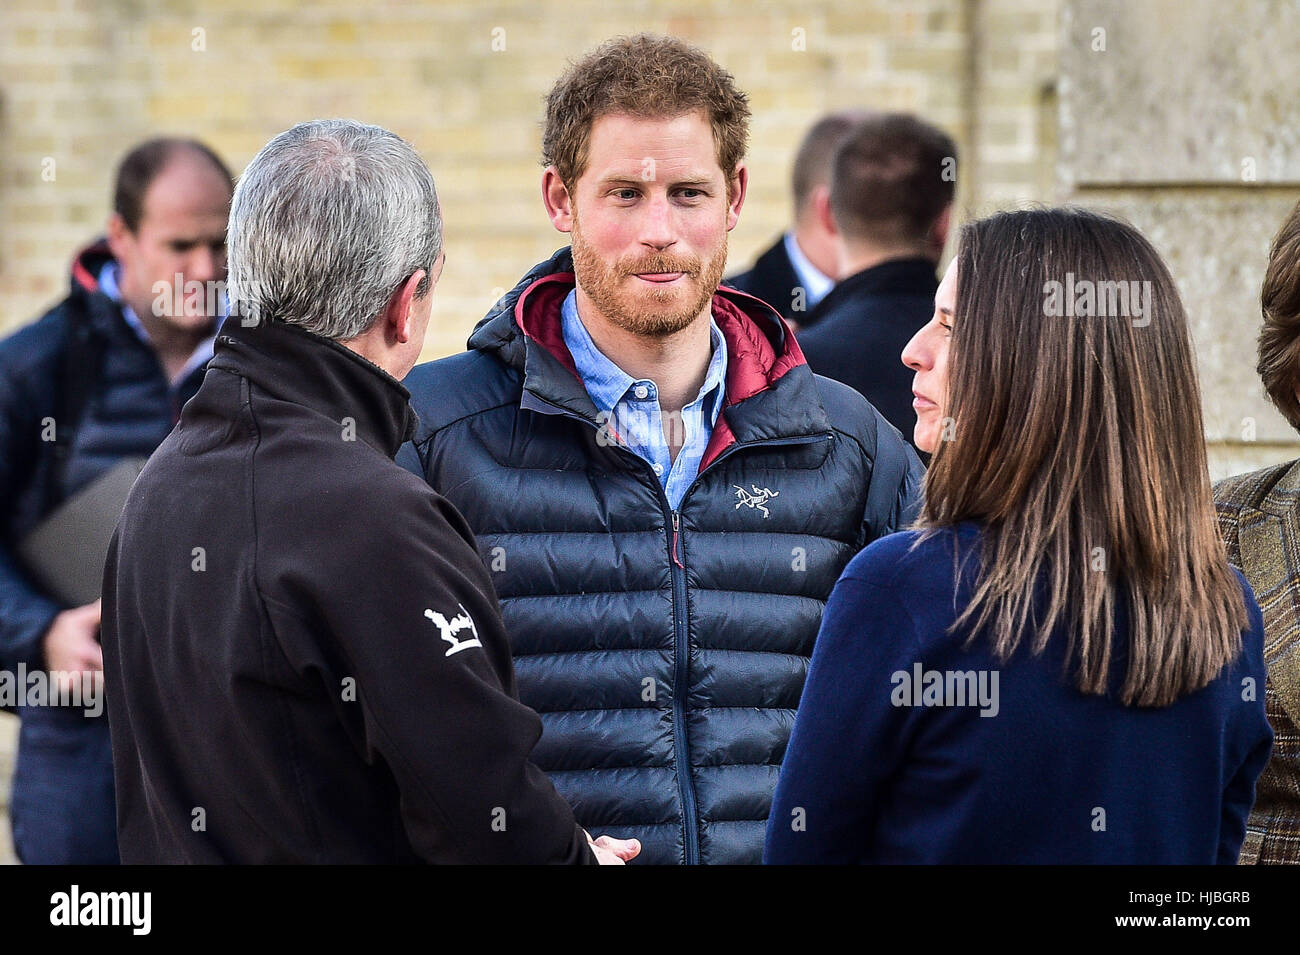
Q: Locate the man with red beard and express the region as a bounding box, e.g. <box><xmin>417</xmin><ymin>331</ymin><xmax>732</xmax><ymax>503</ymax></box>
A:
<box><xmin>401</xmin><ymin>34</ymin><xmax>923</xmax><ymax>864</ymax></box>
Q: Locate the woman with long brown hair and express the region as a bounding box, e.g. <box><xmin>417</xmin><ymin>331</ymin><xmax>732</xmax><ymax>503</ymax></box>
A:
<box><xmin>765</xmin><ymin>207</ymin><xmax>1273</xmax><ymax>863</ymax></box>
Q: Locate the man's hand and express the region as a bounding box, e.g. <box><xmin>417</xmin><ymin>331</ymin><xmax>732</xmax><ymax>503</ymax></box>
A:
<box><xmin>42</xmin><ymin>599</ymin><xmax>103</xmax><ymax>693</ymax></box>
<box><xmin>588</xmin><ymin>833</ymin><xmax>641</xmax><ymax>865</ymax></box>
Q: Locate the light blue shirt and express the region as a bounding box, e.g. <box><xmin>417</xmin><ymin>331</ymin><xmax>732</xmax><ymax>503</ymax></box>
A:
<box><xmin>783</xmin><ymin>231</ymin><xmax>834</xmax><ymax>310</ymax></box>
<box><xmin>561</xmin><ymin>289</ymin><xmax>728</xmax><ymax>511</ymax></box>
<box><xmin>98</xmin><ymin>261</ymin><xmax>216</xmax><ymax>385</ymax></box>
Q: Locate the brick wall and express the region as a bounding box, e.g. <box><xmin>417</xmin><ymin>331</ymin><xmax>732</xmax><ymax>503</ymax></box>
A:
<box><xmin>0</xmin><ymin>0</ymin><xmax>1060</xmax><ymax>353</ymax></box>
<box><xmin>0</xmin><ymin>0</ymin><xmax>1061</xmax><ymax>863</ymax></box>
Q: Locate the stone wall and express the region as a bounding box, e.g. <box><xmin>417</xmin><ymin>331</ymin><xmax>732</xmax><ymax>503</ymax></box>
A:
<box><xmin>1058</xmin><ymin>0</ymin><xmax>1300</xmax><ymax>479</ymax></box>
<box><xmin>0</xmin><ymin>0</ymin><xmax>1061</xmax><ymax>355</ymax></box>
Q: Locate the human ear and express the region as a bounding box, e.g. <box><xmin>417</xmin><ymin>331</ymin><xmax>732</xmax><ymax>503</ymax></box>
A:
<box><xmin>725</xmin><ymin>163</ymin><xmax>749</xmax><ymax>231</ymax></box>
<box><xmin>387</xmin><ymin>270</ymin><xmax>427</xmax><ymax>344</ymax></box>
<box><xmin>542</xmin><ymin>167</ymin><xmax>574</xmax><ymax>233</ymax></box>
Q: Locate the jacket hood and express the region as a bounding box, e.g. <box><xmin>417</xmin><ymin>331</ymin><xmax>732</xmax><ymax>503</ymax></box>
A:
<box><xmin>468</xmin><ymin>247</ymin><xmax>830</xmax><ymax>467</ymax></box>
<box><xmin>70</xmin><ymin>239</ymin><xmax>117</xmax><ymax>296</ymax></box>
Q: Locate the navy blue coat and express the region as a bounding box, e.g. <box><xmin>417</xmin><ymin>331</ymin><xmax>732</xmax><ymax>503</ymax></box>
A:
<box><xmin>402</xmin><ymin>248</ymin><xmax>924</xmax><ymax>864</ymax></box>
<box><xmin>725</xmin><ymin>235</ymin><xmax>805</xmax><ymax>322</ymax></box>
<box><xmin>766</xmin><ymin>522</ymin><xmax>1274</xmax><ymax>864</ymax></box>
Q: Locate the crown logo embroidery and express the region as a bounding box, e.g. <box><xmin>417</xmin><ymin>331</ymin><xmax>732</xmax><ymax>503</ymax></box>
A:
<box><xmin>424</xmin><ymin>603</ymin><xmax>483</xmax><ymax>657</ymax></box>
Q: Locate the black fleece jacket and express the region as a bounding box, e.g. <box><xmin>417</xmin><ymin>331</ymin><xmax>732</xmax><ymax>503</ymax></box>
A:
<box><xmin>101</xmin><ymin>316</ymin><xmax>595</xmax><ymax>864</ymax></box>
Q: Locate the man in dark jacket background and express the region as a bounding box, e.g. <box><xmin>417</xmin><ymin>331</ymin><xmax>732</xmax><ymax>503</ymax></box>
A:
<box><xmin>0</xmin><ymin>138</ymin><xmax>232</xmax><ymax>863</ymax></box>
<box><xmin>795</xmin><ymin>113</ymin><xmax>957</xmax><ymax>447</ymax></box>
<box><xmin>101</xmin><ymin>119</ymin><xmax>635</xmax><ymax>864</ymax></box>
<box><xmin>402</xmin><ymin>35</ymin><xmax>924</xmax><ymax>864</ymax></box>
<box><xmin>725</xmin><ymin>110</ymin><xmax>869</xmax><ymax>327</ymax></box>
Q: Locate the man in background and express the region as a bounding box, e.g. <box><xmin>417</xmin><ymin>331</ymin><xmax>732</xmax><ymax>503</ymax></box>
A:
<box><xmin>0</xmin><ymin>138</ymin><xmax>232</xmax><ymax>863</ymax></box>
<box><xmin>726</xmin><ymin>110</ymin><xmax>869</xmax><ymax>327</ymax></box>
<box><xmin>796</xmin><ymin>113</ymin><xmax>956</xmax><ymax>447</ymax></box>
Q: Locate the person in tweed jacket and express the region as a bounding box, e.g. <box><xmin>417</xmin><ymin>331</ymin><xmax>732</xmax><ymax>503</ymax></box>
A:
<box><xmin>1214</xmin><ymin>198</ymin><xmax>1300</xmax><ymax>865</ymax></box>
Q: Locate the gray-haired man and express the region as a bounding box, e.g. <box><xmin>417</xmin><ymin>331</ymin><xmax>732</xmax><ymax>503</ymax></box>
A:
<box><xmin>100</xmin><ymin>119</ymin><xmax>638</xmax><ymax>864</ymax></box>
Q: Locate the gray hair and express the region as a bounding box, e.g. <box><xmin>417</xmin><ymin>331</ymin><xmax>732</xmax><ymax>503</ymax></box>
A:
<box><xmin>227</xmin><ymin>119</ymin><xmax>442</xmax><ymax>340</ymax></box>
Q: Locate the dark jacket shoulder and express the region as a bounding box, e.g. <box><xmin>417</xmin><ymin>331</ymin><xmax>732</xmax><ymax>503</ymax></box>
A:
<box><xmin>0</xmin><ymin>241</ymin><xmax>122</xmax><ymax>390</ymax></box>
<box><xmin>811</xmin><ymin>372</ymin><xmax>884</xmax><ymax>453</ymax></box>
<box><xmin>840</xmin><ymin>524</ymin><xmax>971</xmax><ymax>597</ymax></box>
<box><xmin>725</xmin><ymin>236</ymin><xmax>800</xmax><ymax>320</ymax></box>
<box><xmin>811</xmin><ymin>372</ymin><xmax>924</xmax><ymax>531</ymax></box>
<box><xmin>0</xmin><ymin>301</ymin><xmax>76</xmax><ymax>403</ymax></box>
<box><xmin>405</xmin><ymin>349</ymin><xmax>519</xmax><ymax>444</ymax></box>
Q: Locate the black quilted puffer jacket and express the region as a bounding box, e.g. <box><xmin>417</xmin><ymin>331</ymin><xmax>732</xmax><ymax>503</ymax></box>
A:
<box><xmin>401</xmin><ymin>248</ymin><xmax>924</xmax><ymax>864</ymax></box>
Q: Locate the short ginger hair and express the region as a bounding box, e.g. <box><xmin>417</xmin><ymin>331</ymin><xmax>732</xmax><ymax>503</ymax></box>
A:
<box><xmin>542</xmin><ymin>34</ymin><xmax>751</xmax><ymax>192</ymax></box>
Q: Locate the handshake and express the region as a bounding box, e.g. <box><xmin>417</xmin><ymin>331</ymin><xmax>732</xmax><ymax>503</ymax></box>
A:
<box><xmin>586</xmin><ymin>832</ymin><xmax>641</xmax><ymax>865</ymax></box>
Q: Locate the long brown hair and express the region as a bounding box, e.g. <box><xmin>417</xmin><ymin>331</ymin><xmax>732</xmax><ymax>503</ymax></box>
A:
<box><xmin>921</xmin><ymin>207</ymin><xmax>1246</xmax><ymax>706</ymax></box>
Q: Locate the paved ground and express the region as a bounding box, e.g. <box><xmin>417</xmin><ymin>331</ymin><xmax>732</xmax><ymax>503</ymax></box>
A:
<box><xmin>0</xmin><ymin>713</ymin><xmax>17</xmax><ymax>863</ymax></box>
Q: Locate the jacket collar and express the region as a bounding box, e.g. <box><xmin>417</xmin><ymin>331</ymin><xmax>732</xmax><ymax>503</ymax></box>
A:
<box><xmin>210</xmin><ymin>317</ymin><xmax>416</xmax><ymax>458</ymax></box>
<box><xmin>70</xmin><ymin>239</ymin><xmax>114</xmax><ymax>298</ymax></box>
<box><xmin>807</xmin><ymin>256</ymin><xmax>938</xmax><ymax>322</ymax></box>
<box><xmin>469</xmin><ymin>247</ymin><xmax>832</xmax><ymax>468</ymax></box>
<box><xmin>69</xmin><ymin>240</ymin><xmax>140</xmax><ymax>343</ymax></box>
<box><xmin>1247</xmin><ymin>457</ymin><xmax>1300</xmax><ymax>520</ymax></box>
<box><xmin>744</xmin><ymin>236</ymin><xmax>800</xmax><ymax>294</ymax></box>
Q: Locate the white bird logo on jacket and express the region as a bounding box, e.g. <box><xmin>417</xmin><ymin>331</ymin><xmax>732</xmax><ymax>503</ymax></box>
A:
<box><xmin>424</xmin><ymin>604</ymin><xmax>483</xmax><ymax>656</ymax></box>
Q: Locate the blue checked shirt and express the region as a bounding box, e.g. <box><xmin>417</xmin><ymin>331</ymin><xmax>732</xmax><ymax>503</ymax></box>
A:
<box><xmin>561</xmin><ymin>289</ymin><xmax>728</xmax><ymax>511</ymax></box>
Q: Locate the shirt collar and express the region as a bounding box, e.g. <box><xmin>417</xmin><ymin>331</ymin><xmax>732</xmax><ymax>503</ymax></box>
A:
<box><xmin>97</xmin><ymin>260</ymin><xmax>148</xmax><ymax>344</ymax></box>
<box><xmin>783</xmin><ymin>231</ymin><xmax>835</xmax><ymax>305</ymax></box>
<box><xmin>560</xmin><ymin>287</ymin><xmax>728</xmax><ymax>419</ymax></box>
<box><xmin>98</xmin><ymin>260</ymin><xmax>217</xmax><ymax>384</ymax></box>
<box><xmin>699</xmin><ymin>321</ymin><xmax>728</xmax><ymax>422</ymax></box>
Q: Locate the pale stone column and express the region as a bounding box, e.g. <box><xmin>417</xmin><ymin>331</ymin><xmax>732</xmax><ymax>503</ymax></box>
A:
<box><xmin>1059</xmin><ymin>0</ymin><xmax>1300</xmax><ymax>481</ymax></box>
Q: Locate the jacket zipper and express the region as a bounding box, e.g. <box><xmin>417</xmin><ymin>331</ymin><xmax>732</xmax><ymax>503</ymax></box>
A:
<box><xmin>536</xmin><ymin>396</ymin><xmax>703</xmax><ymax>863</ymax></box>
<box><xmin>686</xmin><ymin>432</ymin><xmax>833</xmax><ymax>492</ymax></box>
<box><xmin>527</xmin><ymin>393</ymin><xmax>830</xmax><ymax>865</ymax></box>
<box><xmin>649</xmin><ymin>434</ymin><xmax>831</xmax><ymax>866</ymax></box>
<box><xmin>665</xmin><ymin>505</ymin><xmax>697</xmax><ymax>863</ymax></box>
